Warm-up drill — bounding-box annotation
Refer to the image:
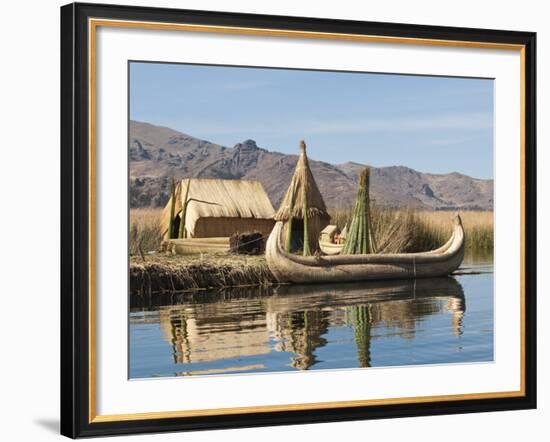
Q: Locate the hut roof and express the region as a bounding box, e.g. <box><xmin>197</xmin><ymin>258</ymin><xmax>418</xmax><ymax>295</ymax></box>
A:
<box><xmin>161</xmin><ymin>178</ymin><xmax>275</xmax><ymax>237</ymax></box>
<box><xmin>274</xmin><ymin>141</ymin><xmax>329</xmax><ymax>221</ymax></box>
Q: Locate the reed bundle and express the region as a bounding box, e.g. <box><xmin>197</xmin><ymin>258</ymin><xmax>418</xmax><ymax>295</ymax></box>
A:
<box><xmin>341</xmin><ymin>168</ymin><xmax>375</xmax><ymax>254</ymax></box>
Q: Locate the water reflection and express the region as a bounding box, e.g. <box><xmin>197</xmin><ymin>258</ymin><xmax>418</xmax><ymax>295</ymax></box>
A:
<box><xmin>131</xmin><ymin>277</ymin><xmax>466</xmax><ymax>375</ymax></box>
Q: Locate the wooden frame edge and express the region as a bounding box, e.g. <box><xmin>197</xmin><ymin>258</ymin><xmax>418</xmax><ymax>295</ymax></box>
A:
<box><xmin>61</xmin><ymin>2</ymin><xmax>537</xmax><ymax>437</ymax></box>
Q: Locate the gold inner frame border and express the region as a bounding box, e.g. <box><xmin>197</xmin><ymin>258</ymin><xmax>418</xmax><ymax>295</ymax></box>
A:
<box><xmin>87</xmin><ymin>18</ymin><xmax>527</xmax><ymax>424</ymax></box>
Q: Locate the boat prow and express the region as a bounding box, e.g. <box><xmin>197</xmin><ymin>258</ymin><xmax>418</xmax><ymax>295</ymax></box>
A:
<box><xmin>266</xmin><ymin>215</ymin><xmax>465</xmax><ymax>284</ymax></box>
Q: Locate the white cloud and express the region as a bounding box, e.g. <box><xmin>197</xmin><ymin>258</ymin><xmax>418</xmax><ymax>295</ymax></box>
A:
<box><xmin>299</xmin><ymin>112</ymin><xmax>492</xmax><ymax>135</ymax></box>
<box><xmin>167</xmin><ymin>111</ymin><xmax>492</xmax><ymax>139</ymax></box>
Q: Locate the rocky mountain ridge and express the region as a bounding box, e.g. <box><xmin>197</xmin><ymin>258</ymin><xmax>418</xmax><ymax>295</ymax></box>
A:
<box><xmin>129</xmin><ymin>120</ymin><xmax>493</xmax><ymax>211</ymax></box>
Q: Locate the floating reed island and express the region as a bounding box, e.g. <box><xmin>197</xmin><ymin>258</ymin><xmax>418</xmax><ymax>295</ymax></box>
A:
<box><xmin>130</xmin><ymin>254</ymin><xmax>275</xmax><ymax>296</ymax></box>
<box><xmin>130</xmin><ymin>140</ymin><xmax>492</xmax><ymax>295</ymax></box>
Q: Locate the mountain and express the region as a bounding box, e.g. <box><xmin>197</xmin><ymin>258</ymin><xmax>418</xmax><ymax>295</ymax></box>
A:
<box><xmin>129</xmin><ymin>121</ymin><xmax>493</xmax><ymax>211</ymax></box>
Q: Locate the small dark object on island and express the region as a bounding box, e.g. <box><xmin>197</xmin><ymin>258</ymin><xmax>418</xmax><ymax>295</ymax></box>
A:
<box><xmin>230</xmin><ymin>232</ymin><xmax>265</xmax><ymax>255</ymax></box>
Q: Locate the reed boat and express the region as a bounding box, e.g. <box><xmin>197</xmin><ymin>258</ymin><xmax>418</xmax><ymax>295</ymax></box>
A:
<box><xmin>266</xmin><ymin>214</ymin><xmax>465</xmax><ymax>284</ymax></box>
<box><xmin>319</xmin><ymin>240</ymin><xmax>345</xmax><ymax>255</ymax></box>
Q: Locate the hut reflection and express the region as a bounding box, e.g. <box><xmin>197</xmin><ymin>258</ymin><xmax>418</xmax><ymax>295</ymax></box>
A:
<box><xmin>145</xmin><ymin>277</ymin><xmax>465</xmax><ymax>371</ymax></box>
<box><xmin>269</xmin><ymin>309</ymin><xmax>330</xmax><ymax>370</ymax></box>
<box><xmin>159</xmin><ymin>297</ymin><xmax>270</xmax><ymax>365</ymax></box>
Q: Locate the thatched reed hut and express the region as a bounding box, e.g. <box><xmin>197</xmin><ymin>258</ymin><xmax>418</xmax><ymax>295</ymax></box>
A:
<box><xmin>274</xmin><ymin>141</ymin><xmax>330</xmax><ymax>253</ymax></box>
<box><xmin>161</xmin><ymin>178</ymin><xmax>275</xmax><ymax>240</ymax></box>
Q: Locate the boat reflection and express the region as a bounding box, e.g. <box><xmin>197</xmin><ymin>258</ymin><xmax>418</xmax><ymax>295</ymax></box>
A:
<box><xmin>131</xmin><ymin>277</ymin><xmax>465</xmax><ymax>373</ymax></box>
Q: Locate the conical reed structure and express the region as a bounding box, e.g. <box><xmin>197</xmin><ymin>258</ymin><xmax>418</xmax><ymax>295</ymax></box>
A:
<box><xmin>341</xmin><ymin>167</ymin><xmax>376</xmax><ymax>255</ymax></box>
<box><xmin>275</xmin><ymin>140</ymin><xmax>330</xmax><ymax>253</ymax></box>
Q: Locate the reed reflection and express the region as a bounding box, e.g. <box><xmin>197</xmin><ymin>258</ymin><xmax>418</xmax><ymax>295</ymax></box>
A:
<box><xmin>131</xmin><ymin>277</ymin><xmax>465</xmax><ymax>374</ymax></box>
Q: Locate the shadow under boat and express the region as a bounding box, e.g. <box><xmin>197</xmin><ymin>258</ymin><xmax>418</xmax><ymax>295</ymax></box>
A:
<box><xmin>131</xmin><ymin>276</ymin><xmax>464</xmax><ymax>310</ymax></box>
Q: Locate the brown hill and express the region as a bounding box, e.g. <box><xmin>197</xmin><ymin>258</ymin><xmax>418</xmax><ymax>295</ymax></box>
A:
<box><xmin>129</xmin><ymin>121</ymin><xmax>493</xmax><ymax>211</ymax></box>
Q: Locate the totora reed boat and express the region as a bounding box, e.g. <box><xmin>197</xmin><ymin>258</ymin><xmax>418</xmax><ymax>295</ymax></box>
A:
<box><xmin>266</xmin><ymin>214</ymin><xmax>465</xmax><ymax>284</ymax></box>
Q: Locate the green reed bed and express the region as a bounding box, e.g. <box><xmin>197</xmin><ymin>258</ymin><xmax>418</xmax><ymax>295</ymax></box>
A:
<box><xmin>330</xmin><ymin>208</ymin><xmax>493</xmax><ymax>255</ymax></box>
<box><xmin>130</xmin><ymin>207</ymin><xmax>494</xmax><ymax>256</ymax></box>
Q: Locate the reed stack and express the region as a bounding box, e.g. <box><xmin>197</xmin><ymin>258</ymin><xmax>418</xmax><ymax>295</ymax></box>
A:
<box><xmin>167</xmin><ymin>177</ymin><xmax>176</xmax><ymax>239</ymax></box>
<box><xmin>342</xmin><ymin>167</ymin><xmax>376</xmax><ymax>254</ymax></box>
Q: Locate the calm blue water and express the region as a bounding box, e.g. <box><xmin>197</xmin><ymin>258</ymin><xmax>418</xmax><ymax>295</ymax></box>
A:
<box><xmin>129</xmin><ymin>259</ymin><xmax>493</xmax><ymax>378</ymax></box>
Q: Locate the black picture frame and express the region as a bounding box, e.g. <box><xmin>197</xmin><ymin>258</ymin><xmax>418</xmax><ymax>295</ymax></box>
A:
<box><xmin>61</xmin><ymin>2</ymin><xmax>537</xmax><ymax>438</ymax></box>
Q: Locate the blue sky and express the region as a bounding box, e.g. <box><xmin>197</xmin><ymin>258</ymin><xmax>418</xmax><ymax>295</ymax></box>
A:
<box><xmin>130</xmin><ymin>62</ymin><xmax>494</xmax><ymax>179</ymax></box>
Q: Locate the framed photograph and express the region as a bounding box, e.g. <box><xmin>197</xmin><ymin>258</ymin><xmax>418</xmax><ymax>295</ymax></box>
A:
<box><xmin>60</xmin><ymin>2</ymin><xmax>537</xmax><ymax>438</ymax></box>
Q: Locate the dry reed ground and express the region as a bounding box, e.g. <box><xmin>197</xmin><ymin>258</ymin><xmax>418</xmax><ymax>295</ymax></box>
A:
<box><xmin>130</xmin><ymin>253</ymin><xmax>273</xmax><ymax>295</ymax></box>
<box><xmin>129</xmin><ymin>208</ymin><xmax>493</xmax><ymax>294</ymax></box>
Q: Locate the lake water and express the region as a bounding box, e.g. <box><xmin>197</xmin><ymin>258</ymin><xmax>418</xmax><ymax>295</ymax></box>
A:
<box><xmin>129</xmin><ymin>258</ymin><xmax>493</xmax><ymax>378</ymax></box>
